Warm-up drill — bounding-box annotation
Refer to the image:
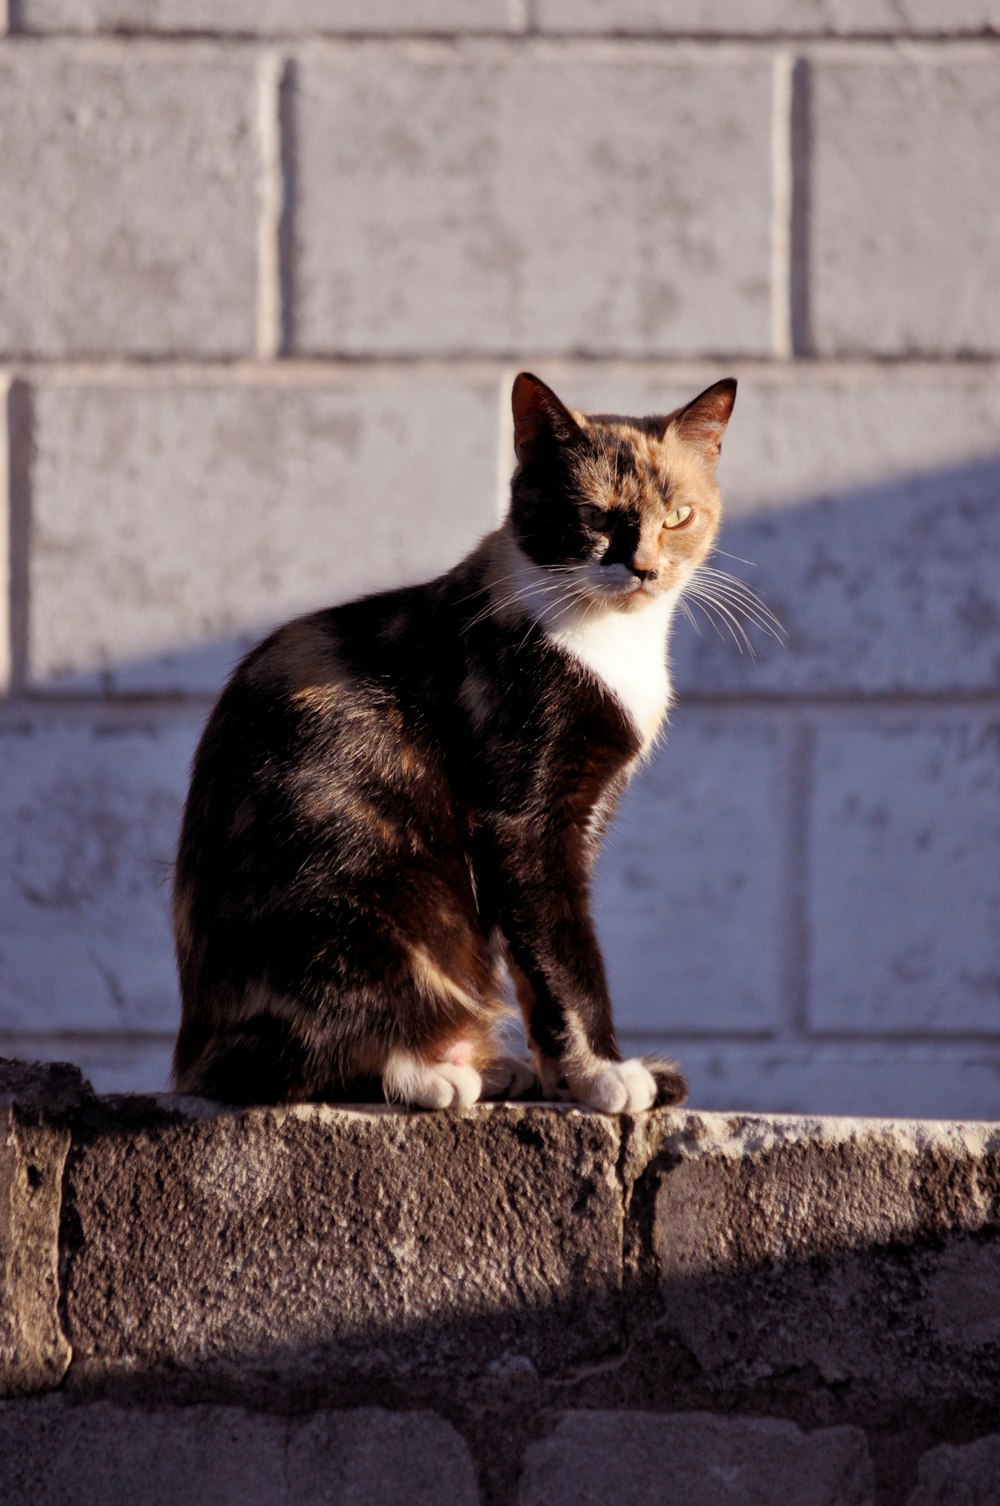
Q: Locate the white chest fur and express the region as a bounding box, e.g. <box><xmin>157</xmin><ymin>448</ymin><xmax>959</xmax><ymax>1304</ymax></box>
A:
<box><xmin>504</xmin><ymin>545</ymin><xmax>678</xmax><ymax>749</ymax></box>
<box><xmin>548</xmin><ymin>591</ymin><xmax>677</xmax><ymax>748</ymax></box>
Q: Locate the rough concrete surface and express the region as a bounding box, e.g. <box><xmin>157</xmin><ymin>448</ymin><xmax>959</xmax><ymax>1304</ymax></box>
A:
<box><xmin>520</xmin><ymin>1412</ymin><xmax>874</xmax><ymax>1506</ymax></box>
<box><xmin>292</xmin><ymin>57</ymin><xmax>773</xmax><ymax>357</ymax></box>
<box><xmin>18</xmin><ymin>0</ymin><xmax>520</xmax><ymax>31</ymax></box>
<box><xmin>907</xmin><ymin>1434</ymin><xmax>1000</xmax><ymax>1506</ymax></box>
<box><xmin>810</xmin><ymin>62</ymin><xmax>1000</xmax><ymax>356</ymax></box>
<box><xmin>635</xmin><ymin>1112</ymin><xmax>1000</xmax><ymax>1404</ymax></box>
<box><xmin>0</xmin><ymin>1396</ymin><xmax>480</xmax><ymax>1506</ymax></box>
<box><xmin>535</xmin><ymin>0</ymin><xmax>1000</xmax><ymax>33</ymax></box>
<box><xmin>0</xmin><ymin>57</ymin><xmax>257</xmax><ymax>357</ymax></box>
<box><xmin>27</xmin><ymin>378</ymin><xmax>502</xmax><ymax>692</ymax></box>
<box><xmin>60</xmin><ymin>1097</ymin><xmax>624</xmax><ymax>1386</ymax></box>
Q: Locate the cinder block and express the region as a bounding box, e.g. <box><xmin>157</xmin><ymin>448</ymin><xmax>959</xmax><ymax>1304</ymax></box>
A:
<box><xmin>0</xmin><ymin>57</ymin><xmax>257</xmax><ymax>357</ymax></box>
<box><xmin>18</xmin><ymin>0</ymin><xmax>520</xmax><ymax>30</ymax></box>
<box><xmin>292</xmin><ymin>58</ymin><xmax>773</xmax><ymax>357</ymax></box>
<box><xmin>0</xmin><ymin>1397</ymin><xmax>480</xmax><ymax>1506</ymax></box>
<box><xmin>642</xmin><ymin>1112</ymin><xmax>1000</xmax><ymax>1402</ymax></box>
<box><xmin>61</xmin><ymin>1101</ymin><xmax>623</xmax><ymax>1382</ymax></box>
<box><xmin>536</xmin><ymin>0</ymin><xmax>999</xmax><ymax>33</ymax></box>
<box><xmin>909</xmin><ymin>1435</ymin><xmax>1000</xmax><ymax>1506</ymax></box>
<box><xmin>620</xmin><ymin>1040</ymin><xmax>1000</xmax><ymax>1121</ymax></box>
<box><xmin>554</xmin><ymin>370</ymin><xmax>1000</xmax><ymax>695</ymax></box>
<box><xmin>0</xmin><ymin>710</ymin><xmax>200</xmax><ymax>1036</ymax></box>
<box><xmin>809</xmin><ymin>62</ymin><xmax>1000</xmax><ymax>356</ymax></box>
<box><xmin>0</xmin><ymin>1060</ymin><xmax>88</xmax><ymax>1397</ymax></box>
<box><xmin>595</xmin><ymin>715</ymin><xmax>784</xmax><ymax>1034</ymax></box>
<box><xmin>27</xmin><ymin>378</ymin><xmax>501</xmax><ymax>693</ymax></box>
<box><xmin>286</xmin><ymin>1410</ymin><xmax>480</xmax><ymax>1505</ymax></box>
<box><xmin>520</xmin><ymin>1412</ymin><xmax>873</xmax><ymax>1506</ymax></box>
<box><xmin>809</xmin><ymin>720</ymin><xmax>1000</xmax><ymax>1035</ymax></box>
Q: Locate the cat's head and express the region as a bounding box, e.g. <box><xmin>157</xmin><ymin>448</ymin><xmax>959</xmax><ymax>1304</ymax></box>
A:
<box><xmin>508</xmin><ymin>372</ymin><xmax>736</xmax><ymax>612</ymax></box>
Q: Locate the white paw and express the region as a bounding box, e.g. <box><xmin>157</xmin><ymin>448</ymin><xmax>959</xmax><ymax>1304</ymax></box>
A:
<box><xmin>384</xmin><ymin>1058</ymin><xmax>482</xmax><ymax>1109</ymax></box>
<box><xmin>571</xmin><ymin>1058</ymin><xmax>657</xmax><ymax>1114</ymax></box>
<box><xmin>479</xmin><ymin>1054</ymin><xmax>539</xmax><ymax>1100</ymax></box>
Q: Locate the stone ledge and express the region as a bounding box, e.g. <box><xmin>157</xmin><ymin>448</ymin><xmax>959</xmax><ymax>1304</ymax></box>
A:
<box><xmin>2</xmin><ymin>1059</ymin><xmax>999</xmax><ymax>1504</ymax></box>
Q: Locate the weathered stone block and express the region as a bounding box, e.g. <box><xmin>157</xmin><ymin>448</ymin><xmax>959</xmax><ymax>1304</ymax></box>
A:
<box><xmin>18</xmin><ymin>0</ymin><xmax>520</xmax><ymax>30</ymax></box>
<box><xmin>595</xmin><ymin>716</ymin><xmax>784</xmax><ymax>1034</ymax></box>
<box><xmin>809</xmin><ymin>720</ymin><xmax>1000</xmax><ymax>1035</ymax></box>
<box><xmin>520</xmin><ymin>1411</ymin><xmax>873</xmax><ymax>1506</ymax></box>
<box><xmin>292</xmin><ymin>58</ymin><xmax>773</xmax><ymax>356</ymax></box>
<box><xmin>0</xmin><ymin>710</ymin><xmax>199</xmax><ymax>1036</ymax></box>
<box><xmin>908</xmin><ymin>1434</ymin><xmax>1000</xmax><ymax>1506</ymax></box>
<box><xmin>0</xmin><ymin>1396</ymin><xmax>479</xmax><ymax>1506</ymax></box>
<box><xmin>61</xmin><ymin>1100</ymin><xmax>624</xmax><ymax>1385</ymax></box>
<box><xmin>27</xmin><ymin>378</ymin><xmax>502</xmax><ymax>692</ymax></box>
<box><xmin>0</xmin><ymin>1059</ymin><xmax>90</xmax><ymax>1397</ymax></box>
<box><xmin>556</xmin><ymin>369</ymin><xmax>1000</xmax><ymax>696</ymax></box>
<box><xmin>636</xmin><ymin>1112</ymin><xmax>1000</xmax><ymax>1403</ymax></box>
<box><xmin>809</xmin><ymin>62</ymin><xmax>1000</xmax><ymax>356</ymax></box>
<box><xmin>0</xmin><ymin>58</ymin><xmax>257</xmax><ymax>358</ymax></box>
<box><xmin>536</xmin><ymin>0</ymin><xmax>1000</xmax><ymax>32</ymax></box>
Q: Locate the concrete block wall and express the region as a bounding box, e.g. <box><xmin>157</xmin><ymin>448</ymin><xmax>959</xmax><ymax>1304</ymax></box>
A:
<box><xmin>3</xmin><ymin>1062</ymin><xmax>1000</xmax><ymax>1505</ymax></box>
<box><xmin>1</xmin><ymin>5</ymin><xmax>998</xmax><ymax>1115</ymax></box>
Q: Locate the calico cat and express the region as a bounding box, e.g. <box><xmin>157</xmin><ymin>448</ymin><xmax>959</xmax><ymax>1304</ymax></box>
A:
<box><xmin>172</xmin><ymin>372</ymin><xmax>738</xmax><ymax>1112</ymax></box>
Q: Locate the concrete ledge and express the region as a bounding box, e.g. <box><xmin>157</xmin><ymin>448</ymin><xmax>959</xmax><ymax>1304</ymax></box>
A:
<box><xmin>2</xmin><ymin>1059</ymin><xmax>999</xmax><ymax>1505</ymax></box>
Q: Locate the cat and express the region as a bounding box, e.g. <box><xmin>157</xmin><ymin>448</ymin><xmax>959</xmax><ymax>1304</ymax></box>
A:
<box><xmin>171</xmin><ymin>371</ymin><xmax>739</xmax><ymax>1113</ymax></box>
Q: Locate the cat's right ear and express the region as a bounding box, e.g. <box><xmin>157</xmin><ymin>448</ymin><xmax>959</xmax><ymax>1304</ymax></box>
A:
<box><xmin>511</xmin><ymin>373</ymin><xmax>584</xmax><ymax>463</ymax></box>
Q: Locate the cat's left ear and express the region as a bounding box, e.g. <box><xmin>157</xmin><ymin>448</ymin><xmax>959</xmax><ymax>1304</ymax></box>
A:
<box><xmin>662</xmin><ymin>378</ymin><xmax>737</xmax><ymax>469</ymax></box>
<box><xmin>511</xmin><ymin>372</ymin><xmax>585</xmax><ymax>463</ymax></box>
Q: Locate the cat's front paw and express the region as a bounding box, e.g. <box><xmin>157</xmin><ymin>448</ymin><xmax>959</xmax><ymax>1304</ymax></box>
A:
<box><xmin>569</xmin><ymin>1057</ymin><xmax>658</xmax><ymax>1114</ymax></box>
<box><xmin>383</xmin><ymin>1055</ymin><xmax>483</xmax><ymax>1110</ymax></box>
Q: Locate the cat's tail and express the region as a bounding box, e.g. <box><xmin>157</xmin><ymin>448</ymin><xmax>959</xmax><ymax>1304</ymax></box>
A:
<box><xmin>643</xmin><ymin>1057</ymin><xmax>688</xmax><ymax>1108</ymax></box>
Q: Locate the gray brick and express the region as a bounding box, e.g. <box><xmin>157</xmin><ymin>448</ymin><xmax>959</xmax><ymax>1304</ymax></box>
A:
<box><xmin>595</xmin><ymin>715</ymin><xmax>784</xmax><ymax>1034</ymax></box>
<box><xmin>0</xmin><ymin>58</ymin><xmax>257</xmax><ymax>358</ymax></box>
<box><xmin>0</xmin><ymin>1397</ymin><xmax>479</xmax><ymax>1506</ymax></box>
<box><xmin>909</xmin><ymin>1435</ymin><xmax>1000</xmax><ymax>1506</ymax></box>
<box><xmin>19</xmin><ymin>0</ymin><xmax>520</xmax><ymax>30</ymax></box>
<box><xmin>645</xmin><ymin>1113</ymin><xmax>1000</xmax><ymax>1401</ymax></box>
<box><xmin>620</xmin><ymin>1040</ymin><xmax>1000</xmax><ymax>1120</ymax></box>
<box><xmin>809</xmin><ymin>720</ymin><xmax>1000</xmax><ymax>1035</ymax></box>
<box><xmin>810</xmin><ymin>62</ymin><xmax>1000</xmax><ymax>356</ymax></box>
<box><xmin>536</xmin><ymin>0</ymin><xmax>1000</xmax><ymax>33</ymax></box>
<box><xmin>293</xmin><ymin>58</ymin><xmax>773</xmax><ymax>357</ymax></box>
<box><xmin>27</xmin><ymin>378</ymin><xmax>501</xmax><ymax>693</ymax></box>
<box><xmin>0</xmin><ymin>709</ymin><xmax>199</xmax><ymax>1036</ymax></box>
<box><xmin>553</xmin><ymin>369</ymin><xmax>1000</xmax><ymax>695</ymax></box>
<box><xmin>520</xmin><ymin>1412</ymin><xmax>873</xmax><ymax>1506</ymax></box>
<box><xmin>62</xmin><ymin>1101</ymin><xmax>623</xmax><ymax>1382</ymax></box>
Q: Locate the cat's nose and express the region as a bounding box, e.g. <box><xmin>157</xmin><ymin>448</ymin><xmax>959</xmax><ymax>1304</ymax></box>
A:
<box><xmin>627</xmin><ymin>559</ymin><xmax>659</xmax><ymax>582</ymax></box>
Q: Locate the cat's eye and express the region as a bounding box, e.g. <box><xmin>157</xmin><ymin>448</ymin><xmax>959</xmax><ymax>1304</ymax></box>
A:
<box><xmin>663</xmin><ymin>505</ymin><xmax>693</xmax><ymax>530</ymax></box>
<box><xmin>577</xmin><ymin>503</ymin><xmax>609</xmax><ymax>531</ymax></box>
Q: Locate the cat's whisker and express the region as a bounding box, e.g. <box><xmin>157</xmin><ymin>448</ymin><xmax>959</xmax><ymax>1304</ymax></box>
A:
<box><xmin>692</xmin><ymin>581</ymin><xmax>783</xmax><ymax>642</ymax></box>
<box><xmin>683</xmin><ymin>595</ymin><xmax>734</xmax><ymax>646</ymax></box>
<box><xmin>692</xmin><ymin>566</ymin><xmax>785</xmax><ymax>642</ymax></box>
<box><xmin>712</xmin><ymin>547</ymin><xmax>759</xmax><ymax>568</ymax></box>
<box><xmin>676</xmin><ymin>598</ymin><xmax>702</xmax><ymax>636</ymax></box>
<box><xmin>684</xmin><ymin>586</ymin><xmax>756</xmax><ymax>656</ymax></box>
<box><xmin>465</xmin><ymin>576</ymin><xmax>574</xmax><ymax>631</ymax></box>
